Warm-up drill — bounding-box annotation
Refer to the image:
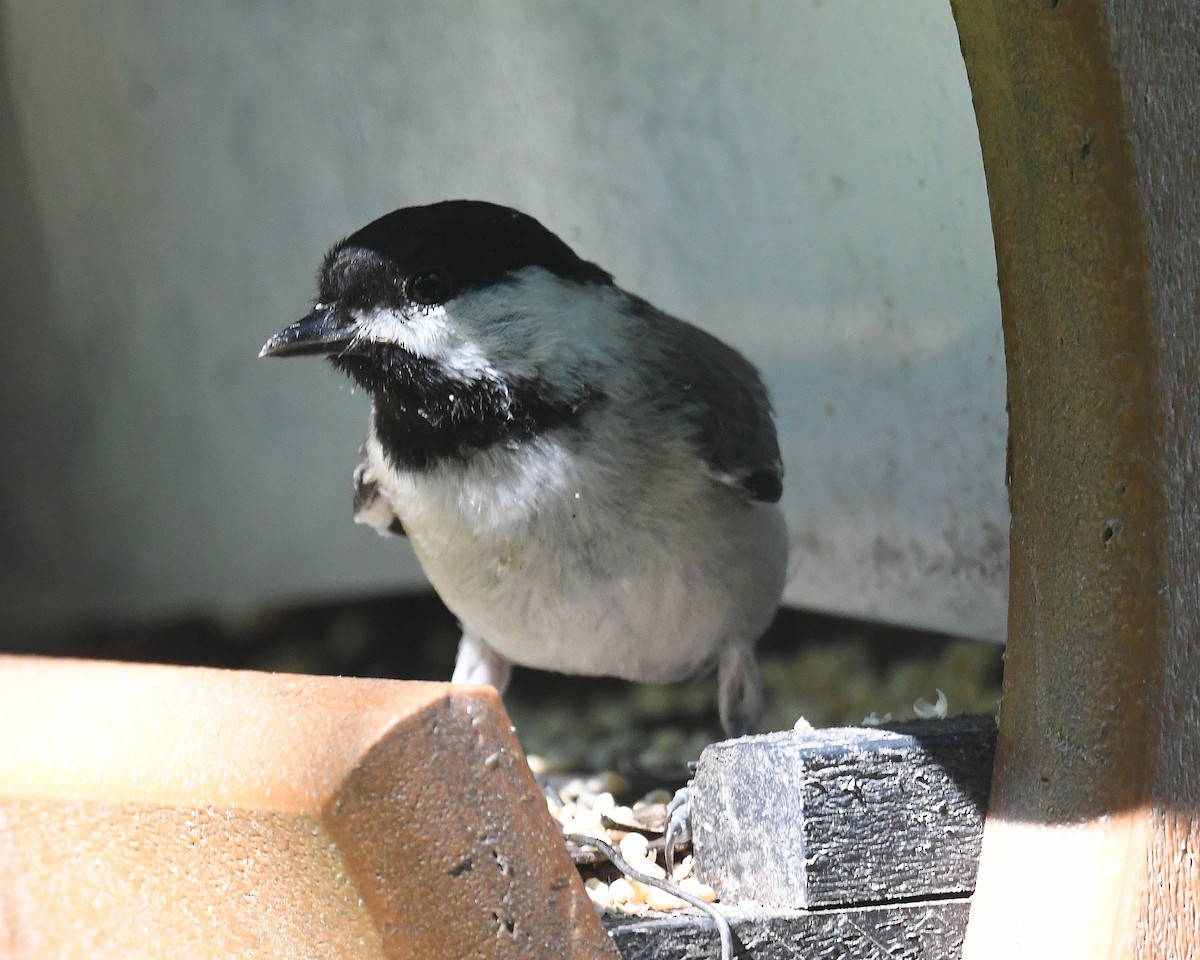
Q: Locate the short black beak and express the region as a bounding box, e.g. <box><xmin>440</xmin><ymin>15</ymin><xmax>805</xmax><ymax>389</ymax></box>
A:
<box><xmin>259</xmin><ymin>309</ymin><xmax>355</xmax><ymax>358</ymax></box>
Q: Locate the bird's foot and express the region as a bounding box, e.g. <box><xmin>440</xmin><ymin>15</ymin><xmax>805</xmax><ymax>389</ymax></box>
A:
<box><xmin>352</xmin><ymin>445</ymin><xmax>406</xmax><ymax>536</ymax></box>
<box><xmin>663</xmin><ymin>783</ymin><xmax>693</xmax><ymax>876</ymax></box>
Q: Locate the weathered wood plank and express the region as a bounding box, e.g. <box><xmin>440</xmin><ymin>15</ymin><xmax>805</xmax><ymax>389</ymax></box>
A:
<box><xmin>691</xmin><ymin>716</ymin><xmax>995</xmax><ymax>908</ymax></box>
<box><xmin>605</xmin><ymin>899</ymin><xmax>972</xmax><ymax>960</ymax></box>
<box><xmin>951</xmin><ymin>1</ymin><xmax>1200</xmax><ymax>956</ymax></box>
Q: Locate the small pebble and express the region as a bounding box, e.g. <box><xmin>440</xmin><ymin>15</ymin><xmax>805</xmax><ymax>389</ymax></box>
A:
<box><xmin>618</xmin><ymin>832</ymin><xmax>650</xmax><ymax>865</ymax></box>
<box><xmin>913</xmin><ymin>688</ymin><xmax>949</xmax><ymax>719</ymax></box>
<box><xmin>670</xmin><ymin>854</ymin><xmax>696</xmax><ymax>883</ymax></box>
<box><xmin>679</xmin><ymin>876</ymin><xmax>718</xmax><ymax>902</ymax></box>
<box><xmin>631</xmin><ymin>859</ymin><xmax>666</xmax><ymax>881</ymax></box>
<box><xmin>610</xmin><ymin>804</ymin><xmax>635</xmax><ymax>824</ymax></box>
<box><xmin>645</xmin><ymin>886</ymin><xmax>687</xmax><ymax>911</ymax></box>
<box><xmin>526</xmin><ymin>753</ymin><xmax>548</xmax><ymax>775</ymax></box>
<box><xmin>592</xmin><ymin>791</ymin><xmax>616</xmax><ymax>815</ymax></box>
<box><xmin>584</xmin><ymin>878</ymin><xmax>610</xmax><ymax>907</ymax></box>
<box><xmin>608</xmin><ymin>878</ymin><xmax>635</xmax><ymax>905</ymax></box>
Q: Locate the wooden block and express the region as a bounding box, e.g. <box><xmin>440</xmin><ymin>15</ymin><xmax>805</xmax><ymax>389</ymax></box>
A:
<box><xmin>606</xmin><ymin>898</ymin><xmax>972</xmax><ymax>960</ymax></box>
<box><xmin>0</xmin><ymin>656</ymin><xmax>617</xmax><ymax>959</ymax></box>
<box><xmin>691</xmin><ymin>716</ymin><xmax>995</xmax><ymax>909</ymax></box>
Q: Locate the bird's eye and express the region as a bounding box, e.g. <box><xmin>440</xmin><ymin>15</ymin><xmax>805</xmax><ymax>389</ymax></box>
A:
<box><xmin>406</xmin><ymin>269</ymin><xmax>451</xmax><ymax>306</ymax></box>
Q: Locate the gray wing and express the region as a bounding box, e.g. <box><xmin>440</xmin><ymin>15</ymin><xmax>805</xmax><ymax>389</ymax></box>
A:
<box><xmin>634</xmin><ymin>301</ymin><xmax>784</xmax><ymax>504</ymax></box>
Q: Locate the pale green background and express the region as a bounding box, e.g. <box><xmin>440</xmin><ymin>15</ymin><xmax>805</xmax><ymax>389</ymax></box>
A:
<box><xmin>0</xmin><ymin>2</ymin><xmax>1007</xmax><ymax>640</ymax></box>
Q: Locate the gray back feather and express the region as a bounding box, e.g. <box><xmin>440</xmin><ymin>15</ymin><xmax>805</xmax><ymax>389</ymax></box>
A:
<box><xmin>631</xmin><ymin>298</ymin><xmax>784</xmax><ymax>504</ymax></box>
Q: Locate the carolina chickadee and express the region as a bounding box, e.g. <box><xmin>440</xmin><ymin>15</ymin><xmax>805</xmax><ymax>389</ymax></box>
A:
<box><xmin>261</xmin><ymin>200</ymin><xmax>787</xmax><ymax>738</ymax></box>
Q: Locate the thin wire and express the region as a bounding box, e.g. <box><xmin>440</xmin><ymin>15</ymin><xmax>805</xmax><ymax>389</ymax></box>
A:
<box><xmin>565</xmin><ymin>833</ymin><xmax>734</xmax><ymax>960</ymax></box>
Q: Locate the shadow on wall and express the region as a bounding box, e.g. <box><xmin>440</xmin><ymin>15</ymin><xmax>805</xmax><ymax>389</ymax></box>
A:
<box><xmin>0</xmin><ymin>20</ymin><xmax>93</xmax><ymax>598</ymax></box>
<box><xmin>760</xmin><ymin>321</ymin><xmax>1007</xmax><ymax>642</ymax></box>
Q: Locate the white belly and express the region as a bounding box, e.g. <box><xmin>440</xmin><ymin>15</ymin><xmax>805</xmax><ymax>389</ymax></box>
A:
<box><xmin>365</xmin><ymin>431</ymin><xmax>788</xmax><ymax>683</ymax></box>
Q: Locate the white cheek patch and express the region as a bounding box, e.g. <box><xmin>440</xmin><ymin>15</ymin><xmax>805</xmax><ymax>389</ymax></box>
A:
<box><xmin>353</xmin><ymin>306</ymin><xmax>497</xmax><ymax>382</ymax></box>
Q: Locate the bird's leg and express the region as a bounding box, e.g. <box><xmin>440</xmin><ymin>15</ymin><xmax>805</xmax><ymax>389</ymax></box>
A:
<box><xmin>663</xmin><ymin>781</ymin><xmax>693</xmax><ymax>874</ymax></box>
<box><xmin>451</xmin><ymin>631</ymin><xmax>514</xmax><ymax>691</ymax></box>
<box><xmin>717</xmin><ymin>639</ymin><xmax>764</xmax><ymax>740</ymax></box>
<box><xmin>667</xmin><ymin>640</ymin><xmax>764</xmax><ymax>872</ymax></box>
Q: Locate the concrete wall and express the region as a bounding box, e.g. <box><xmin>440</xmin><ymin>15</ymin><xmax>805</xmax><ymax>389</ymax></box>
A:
<box><xmin>0</xmin><ymin>2</ymin><xmax>1007</xmax><ymax>640</ymax></box>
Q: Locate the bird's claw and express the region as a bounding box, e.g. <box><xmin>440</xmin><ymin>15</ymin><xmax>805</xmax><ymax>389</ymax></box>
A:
<box><xmin>664</xmin><ymin>784</ymin><xmax>693</xmax><ymax>875</ymax></box>
<box><xmin>352</xmin><ymin>445</ymin><xmax>406</xmax><ymax>536</ymax></box>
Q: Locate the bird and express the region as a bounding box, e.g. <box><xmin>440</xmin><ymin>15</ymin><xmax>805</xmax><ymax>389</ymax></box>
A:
<box><xmin>260</xmin><ymin>199</ymin><xmax>788</xmax><ymax>740</ymax></box>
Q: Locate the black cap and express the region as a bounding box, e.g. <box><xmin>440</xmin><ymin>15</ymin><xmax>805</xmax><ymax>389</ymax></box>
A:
<box><xmin>317</xmin><ymin>200</ymin><xmax>612</xmax><ymax>311</ymax></box>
